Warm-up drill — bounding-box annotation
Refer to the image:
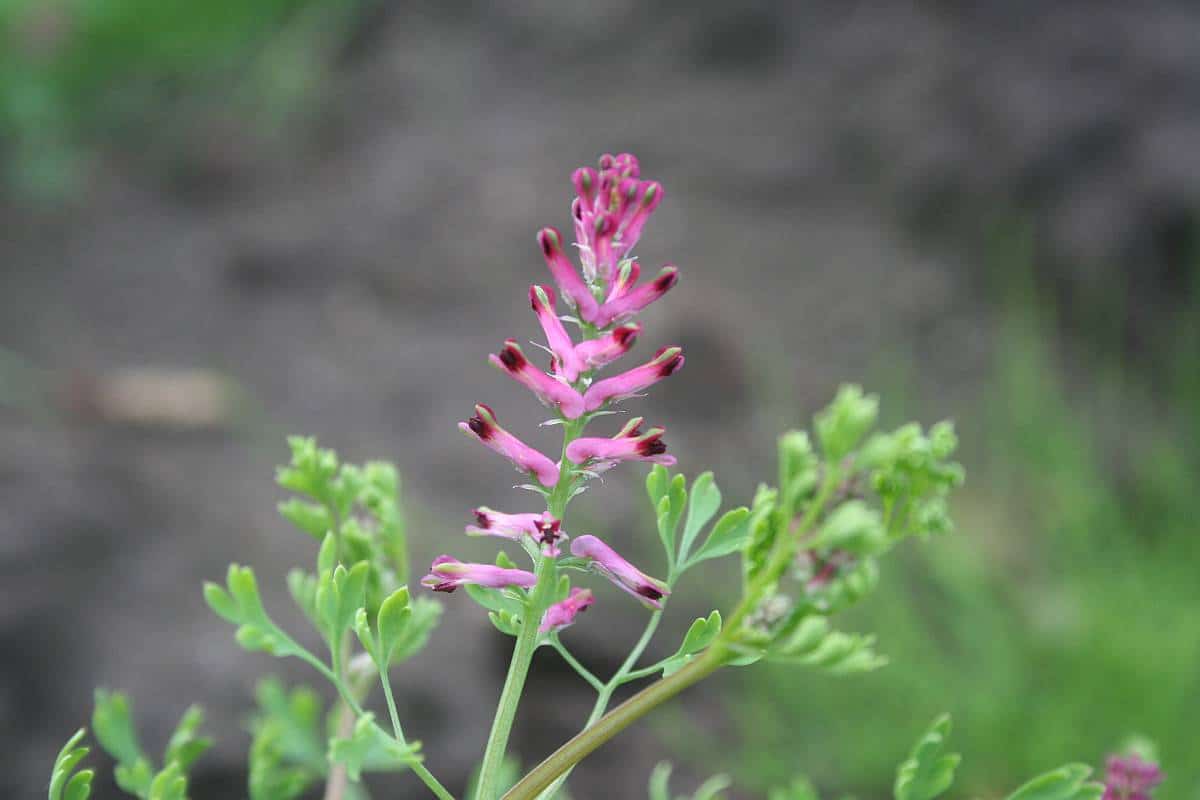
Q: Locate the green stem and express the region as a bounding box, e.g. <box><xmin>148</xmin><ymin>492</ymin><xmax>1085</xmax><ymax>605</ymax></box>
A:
<box><xmin>550</xmin><ymin>639</ymin><xmax>604</xmax><ymax>693</ymax></box>
<box><xmin>475</xmin><ymin>416</ymin><xmax>586</xmax><ymax>800</ymax></box>
<box><xmin>380</xmin><ymin>669</ymin><xmax>457</xmax><ymax>800</ymax></box>
<box><xmin>500</xmin><ymin>651</ymin><xmax>722</xmax><ymax>800</ymax></box>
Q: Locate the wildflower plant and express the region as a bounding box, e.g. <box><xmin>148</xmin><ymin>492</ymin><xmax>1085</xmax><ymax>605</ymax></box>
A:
<box><xmin>49</xmin><ymin>155</ymin><xmax>1166</xmax><ymax>800</ymax></box>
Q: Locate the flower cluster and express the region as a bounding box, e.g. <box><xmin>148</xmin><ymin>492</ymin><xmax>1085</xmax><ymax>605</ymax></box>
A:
<box><xmin>423</xmin><ymin>153</ymin><xmax>683</xmax><ymax>631</ymax></box>
<box><xmin>1103</xmin><ymin>754</ymin><xmax>1164</xmax><ymax>800</ymax></box>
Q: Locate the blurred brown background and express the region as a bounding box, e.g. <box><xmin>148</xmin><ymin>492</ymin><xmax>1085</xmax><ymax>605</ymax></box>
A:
<box><xmin>3</xmin><ymin>2</ymin><xmax>1199</xmax><ymax>799</ymax></box>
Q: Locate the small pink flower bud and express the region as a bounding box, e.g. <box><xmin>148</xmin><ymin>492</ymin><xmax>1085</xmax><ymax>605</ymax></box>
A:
<box><xmin>530</xmin><ymin>285</ymin><xmax>585</xmax><ymax>382</ymax></box>
<box><xmin>566</xmin><ymin>417</ymin><xmax>676</xmax><ymax>469</ymax></box>
<box><xmin>459</xmin><ymin>403</ymin><xmax>560</xmax><ymax>487</ymax></box>
<box><xmin>570</xmin><ymin>534</ymin><xmax>670</xmax><ymax>609</ymax></box>
<box><xmin>538</xmin><ymin>227</ymin><xmax>599</xmax><ymax>322</ymax></box>
<box><xmin>421</xmin><ymin>555</ymin><xmax>537</xmax><ymax>593</ymax></box>
<box><xmin>539</xmin><ymin>587</ymin><xmax>595</xmax><ymax>633</ymax></box>
<box><xmin>613</xmin><ymin>181</ymin><xmax>662</xmax><ymax>258</ymax></box>
<box><xmin>572</xmin><ymin>167</ymin><xmax>598</xmax><ymax>213</ymax></box>
<box><xmin>605</xmin><ymin>260</ymin><xmax>640</xmax><ymax>303</ymax></box>
<box><xmin>583</xmin><ymin>346</ymin><xmax>684</xmax><ymax>412</ymax></box>
<box><xmin>592</xmin><ymin>265</ymin><xmax>678</xmax><ymax>327</ymax></box>
<box><xmin>573</xmin><ymin>323</ymin><xmax>641</xmax><ymax>370</ymax></box>
<box><xmin>490</xmin><ymin>339</ymin><xmax>585</xmax><ymax>418</ymax></box>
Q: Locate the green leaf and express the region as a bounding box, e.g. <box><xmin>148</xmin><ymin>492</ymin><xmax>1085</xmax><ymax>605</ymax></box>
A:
<box><xmin>661</xmin><ymin>611</ymin><xmax>722</xmax><ymax>676</ymax></box>
<box><xmin>328</xmin><ymin>715</ymin><xmax>420</xmax><ymax>781</ymax></box>
<box><xmin>679</xmin><ymin>472</ymin><xmax>721</xmax><ymax>563</ymax></box>
<box><xmin>769</xmin><ymin>776</ymin><xmax>821</xmax><ymax>800</ymax></box>
<box><xmin>49</xmin><ymin>729</ymin><xmax>94</xmax><ymax>800</ymax></box>
<box><xmin>894</xmin><ymin>715</ymin><xmax>960</xmax><ymax>800</ymax></box>
<box><xmin>685</xmin><ymin>507</ymin><xmax>751</xmax><ymax>568</ymax></box>
<box><xmin>286</xmin><ymin>569</ymin><xmax>319</xmax><ymax>627</ymax></box>
<box><xmin>375</xmin><ymin>587</ymin><xmax>412</xmax><ymax>665</ymax></box>
<box><xmin>389</xmin><ymin>598</ymin><xmax>442</xmax><ymax>662</ymax></box>
<box><xmin>147</xmin><ymin>763</ymin><xmax>188</xmax><ymax>800</ymax></box>
<box><xmin>277</xmin><ymin>498</ymin><xmax>333</xmax><ymax>540</ymax></box>
<box><xmin>646</xmin><ymin>465</ymin><xmax>670</xmax><ymax>511</ymax></box>
<box><xmin>91</xmin><ymin>690</ymin><xmax>146</xmax><ymax>770</ymax></box>
<box><xmin>647</xmin><ymin>762</ymin><xmax>673</xmax><ymax>800</ymax></box>
<box><xmin>1005</xmin><ymin>765</ymin><xmax>1103</xmax><ymax>800</ymax></box>
<box><xmin>163</xmin><ymin>705</ymin><xmax>211</xmax><ymax>771</ymax></box>
<box><xmin>465</xmin><ymin>583</ymin><xmax>525</xmax><ymax>618</ymax></box>
<box><xmin>114</xmin><ymin>760</ymin><xmax>154</xmax><ymax>798</ymax></box>
<box><xmin>811</xmin><ymin>501</ymin><xmax>886</xmax><ymax>557</ymax></box>
<box><xmin>317</xmin><ymin>532</ymin><xmax>337</xmax><ymax>575</ymax></box>
<box><xmin>207</xmin><ymin>565</ymin><xmax>309</xmax><ymax>660</ymax></box>
<box><xmin>249</xmin><ymin>678</ymin><xmax>326</xmax><ymax>776</ymax></box>
<box><xmin>767</xmin><ymin>617</ymin><xmax>887</xmax><ymax>674</ymax></box>
<box><xmin>692</xmin><ymin>773</ymin><xmax>733</xmax><ymax>800</ymax></box>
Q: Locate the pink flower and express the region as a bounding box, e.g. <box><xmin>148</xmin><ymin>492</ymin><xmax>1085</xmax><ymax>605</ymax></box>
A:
<box><xmin>539</xmin><ymin>587</ymin><xmax>595</xmax><ymax>633</ymax></box>
<box><xmin>570</xmin><ymin>154</ymin><xmax>663</xmax><ymax>282</ymax></box>
<box><xmin>583</xmin><ymin>346</ymin><xmax>684</xmax><ymax>412</ymax></box>
<box><xmin>570</xmin><ymin>534</ymin><xmax>670</xmax><ymax>609</ymax></box>
<box><xmin>459</xmin><ymin>403</ymin><xmax>560</xmax><ymax>487</ymax></box>
<box><xmin>566</xmin><ymin>417</ymin><xmax>676</xmax><ymax>470</ymax></box>
<box><xmin>538</xmin><ymin>227</ymin><xmax>599</xmax><ymax>322</ymax></box>
<box><xmin>530</xmin><ymin>285</ymin><xmax>585</xmax><ymax>382</ymax></box>
<box><xmin>573</xmin><ymin>322</ymin><xmax>641</xmax><ymax>370</ymax></box>
<box><xmin>490</xmin><ymin>340</ymin><xmax>585</xmax><ymax>419</ymax></box>
<box><xmin>421</xmin><ymin>555</ymin><xmax>537</xmax><ymax>594</ymax></box>
<box><xmin>1104</xmin><ymin>755</ymin><xmax>1163</xmax><ymax>800</ymax></box>
<box><xmin>466</xmin><ymin>507</ymin><xmax>549</xmax><ymax>540</ymax></box>
<box><xmin>591</xmin><ymin>265</ymin><xmax>679</xmax><ymax>328</ymax></box>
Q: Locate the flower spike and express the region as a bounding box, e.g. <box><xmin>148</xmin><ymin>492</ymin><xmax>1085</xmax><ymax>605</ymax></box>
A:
<box><xmin>583</xmin><ymin>346</ymin><xmax>684</xmax><ymax>412</ymax></box>
<box><xmin>530</xmin><ymin>285</ymin><xmax>585</xmax><ymax>382</ymax></box>
<box><xmin>592</xmin><ymin>265</ymin><xmax>678</xmax><ymax>328</ymax></box>
<box><xmin>459</xmin><ymin>403</ymin><xmax>560</xmax><ymax>487</ymax></box>
<box><xmin>573</xmin><ymin>322</ymin><xmax>641</xmax><ymax>370</ymax></box>
<box><xmin>538</xmin><ymin>227</ymin><xmax>599</xmax><ymax>322</ymax></box>
<box><xmin>490</xmin><ymin>340</ymin><xmax>585</xmax><ymax>419</ymax></box>
<box><xmin>421</xmin><ymin>555</ymin><xmax>537</xmax><ymax>593</ymax></box>
<box><xmin>539</xmin><ymin>587</ymin><xmax>595</xmax><ymax>633</ymax></box>
<box><xmin>566</xmin><ymin>418</ymin><xmax>676</xmax><ymax>469</ymax></box>
<box><xmin>570</xmin><ymin>534</ymin><xmax>670</xmax><ymax>609</ymax></box>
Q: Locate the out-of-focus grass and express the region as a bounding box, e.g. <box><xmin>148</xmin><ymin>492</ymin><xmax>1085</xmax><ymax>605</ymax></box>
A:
<box><xmin>0</xmin><ymin>0</ymin><xmax>357</xmax><ymax>197</ymax></box>
<box><xmin>726</xmin><ymin>259</ymin><xmax>1200</xmax><ymax>798</ymax></box>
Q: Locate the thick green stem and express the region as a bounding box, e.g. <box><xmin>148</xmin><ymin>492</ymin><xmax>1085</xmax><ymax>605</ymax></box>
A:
<box><xmin>501</xmin><ymin>651</ymin><xmax>722</xmax><ymax>800</ymax></box>
<box><xmin>474</xmin><ymin>417</ymin><xmax>586</xmax><ymax>799</ymax></box>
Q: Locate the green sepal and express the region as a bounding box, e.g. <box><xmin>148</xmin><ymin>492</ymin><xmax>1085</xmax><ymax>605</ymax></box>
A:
<box><xmin>894</xmin><ymin>715</ymin><xmax>960</xmax><ymax>800</ymax></box>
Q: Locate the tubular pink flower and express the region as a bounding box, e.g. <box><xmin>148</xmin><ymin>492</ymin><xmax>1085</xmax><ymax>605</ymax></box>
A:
<box><xmin>458</xmin><ymin>403</ymin><xmax>560</xmax><ymax>487</ymax></box>
<box><xmin>466</xmin><ymin>507</ymin><xmax>546</xmax><ymax>540</ymax></box>
<box><xmin>530</xmin><ymin>285</ymin><xmax>585</xmax><ymax>382</ymax></box>
<box><xmin>583</xmin><ymin>346</ymin><xmax>685</xmax><ymax>412</ymax></box>
<box><xmin>421</xmin><ymin>555</ymin><xmax>537</xmax><ymax>593</ymax></box>
<box><xmin>605</xmin><ymin>260</ymin><xmax>640</xmax><ymax>304</ymax></box>
<box><xmin>538</xmin><ymin>227</ymin><xmax>599</xmax><ymax>321</ymax></box>
<box><xmin>489</xmin><ymin>339</ymin><xmax>585</xmax><ymax>419</ymax></box>
<box><xmin>566</xmin><ymin>417</ymin><xmax>676</xmax><ymax>468</ymax></box>
<box><xmin>592</xmin><ymin>265</ymin><xmax>679</xmax><ymax>328</ymax></box>
<box><xmin>573</xmin><ymin>322</ymin><xmax>641</xmax><ymax>370</ymax></box>
<box><xmin>539</xmin><ymin>587</ymin><xmax>595</xmax><ymax>633</ymax></box>
<box><xmin>570</xmin><ymin>534</ymin><xmax>670</xmax><ymax>609</ymax></box>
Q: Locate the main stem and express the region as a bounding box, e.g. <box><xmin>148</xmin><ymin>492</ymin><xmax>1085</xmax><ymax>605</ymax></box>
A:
<box><xmin>474</xmin><ymin>417</ymin><xmax>585</xmax><ymax>799</ymax></box>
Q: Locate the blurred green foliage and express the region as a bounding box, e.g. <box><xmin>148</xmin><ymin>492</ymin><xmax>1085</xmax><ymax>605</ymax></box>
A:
<box><xmin>0</xmin><ymin>0</ymin><xmax>354</xmax><ymax>196</ymax></box>
<box><xmin>728</xmin><ymin>253</ymin><xmax>1200</xmax><ymax>799</ymax></box>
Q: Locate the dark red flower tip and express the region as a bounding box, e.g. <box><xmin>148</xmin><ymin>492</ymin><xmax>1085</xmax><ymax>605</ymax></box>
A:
<box><xmin>497</xmin><ymin>340</ymin><xmax>526</xmax><ymax>372</ymax></box>
<box><xmin>658</xmin><ymin>352</ymin><xmax>684</xmax><ymax>377</ymax></box>
<box><xmin>467</xmin><ymin>415</ymin><xmax>492</xmax><ymax>440</ymax></box>
<box><xmin>472</xmin><ymin>509</ymin><xmax>491</xmax><ymax>528</ymax></box>
<box><xmin>598</xmin><ymin>153</ymin><xmax>615</xmax><ymax>171</ymax></box>
<box><xmin>431</xmin><ymin>581</ymin><xmax>458</xmax><ymax>593</ymax></box>
<box><xmin>637</xmin><ymin>584</ymin><xmax>664</xmax><ymax>601</ymax></box>
<box><xmin>613</xmin><ymin>323</ymin><xmax>641</xmax><ymax>348</ymax></box>
<box><xmin>571</xmin><ymin>198</ymin><xmax>585</xmax><ymax>222</ymax></box>
<box><xmin>653</xmin><ymin>266</ymin><xmax>679</xmax><ymax>292</ymax></box>
<box><xmin>538</xmin><ymin>227</ymin><xmax>562</xmax><ymax>256</ymax></box>
<box><xmin>637</xmin><ymin>434</ymin><xmax>668</xmax><ymax>457</ymax></box>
